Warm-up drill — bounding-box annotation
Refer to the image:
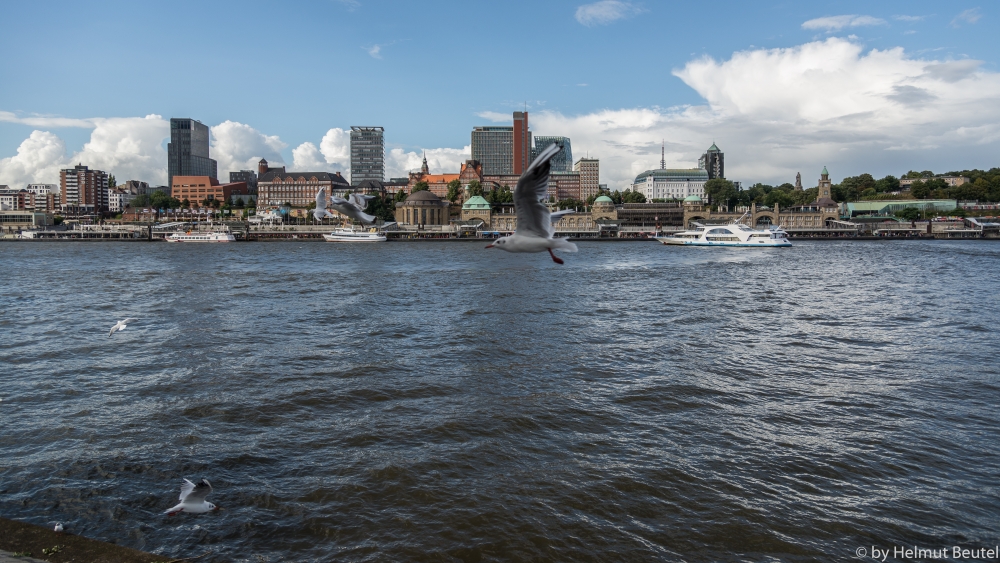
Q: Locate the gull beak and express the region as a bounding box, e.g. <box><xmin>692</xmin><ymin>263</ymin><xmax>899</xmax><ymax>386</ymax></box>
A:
<box><xmin>485</xmin><ymin>244</ymin><xmax>494</xmax><ymax>249</ymax></box>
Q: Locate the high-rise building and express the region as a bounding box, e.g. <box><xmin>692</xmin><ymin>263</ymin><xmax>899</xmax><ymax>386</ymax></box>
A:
<box><xmin>60</xmin><ymin>164</ymin><xmax>109</xmax><ymax>212</ymax></box>
<box><xmin>698</xmin><ymin>143</ymin><xmax>724</xmax><ymax>179</ymax></box>
<box><xmin>533</xmin><ymin>136</ymin><xmax>573</xmax><ymax>172</ymax></box>
<box><xmin>513</xmin><ymin>111</ymin><xmax>531</xmax><ymax>175</ymax></box>
<box><xmin>350</xmin><ymin>126</ymin><xmax>385</xmax><ymax>185</ymax></box>
<box><xmin>168</xmin><ymin>118</ymin><xmax>217</xmax><ymax>188</ymax></box>
<box><xmin>574</xmin><ymin>158</ymin><xmax>600</xmax><ymax>201</ymax></box>
<box><xmin>471</xmin><ymin>126</ymin><xmax>514</xmax><ymax>175</ymax></box>
<box><xmin>230</xmin><ymin>170</ymin><xmax>258</xmax><ymax>194</ymax></box>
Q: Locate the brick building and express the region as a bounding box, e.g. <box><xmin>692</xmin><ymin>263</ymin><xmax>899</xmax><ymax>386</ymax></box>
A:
<box><xmin>60</xmin><ymin>164</ymin><xmax>109</xmax><ymax>213</ymax></box>
<box><xmin>255</xmin><ymin>159</ymin><xmax>350</xmax><ymax>211</ymax></box>
<box><xmin>171</xmin><ymin>176</ymin><xmax>249</xmax><ymax>207</ymax></box>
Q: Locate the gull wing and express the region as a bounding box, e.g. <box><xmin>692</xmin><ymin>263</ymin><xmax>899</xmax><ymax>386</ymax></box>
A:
<box><xmin>348</xmin><ymin>193</ymin><xmax>374</xmax><ymax>209</ymax></box>
<box><xmin>109</xmin><ymin>324</ymin><xmax>118</xmax><ymax>337</ymax></box>
<box><xmin>549</xmin><ymin>209</ymin><xmax>573</xmax><ymax>225</ymax></box>
<box><xmin>179</xmin><ymin>478</ymin><xmax>212</xmax><ymax>502</ymax></box>
<box><xmin>513</xmin><ymin>143</ymin><xmax>561</xmax><ymax>239</ymax></box>
<box><xmin>315</xmin><ymin>188</ymin><xmax>328</xmax><ymax>210</ymax></box>
<box><xmin>122</xmin><ymin>318</ymin><xmax>138</xmax><ymax>324</ymax></box>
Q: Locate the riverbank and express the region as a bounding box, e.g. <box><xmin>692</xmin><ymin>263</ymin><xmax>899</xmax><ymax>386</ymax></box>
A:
<box><xmin>0</xmin><ymin>517</ymin><xmax>167</xmax><ymax>563</ymax></box>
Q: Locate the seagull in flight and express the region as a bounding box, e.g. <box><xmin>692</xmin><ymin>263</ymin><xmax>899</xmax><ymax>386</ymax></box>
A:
<box><xmin>485</xmin><ymin>143</ymin><xmax>578</xmax><ymax>264</ymax></box>
<box><xmin>165</xmin><ymin>479</ymin><xmax>219</xmax><ymax>516</ymax></box>
<box><xmin>313</xmin><ymin>188</ymin><xmax>376</xmax><ymax>225</ymax></box>
<box><xmin>108</xmin><ymin>318</ymin><xmax>137</xmax><ymax>337</ymax></box>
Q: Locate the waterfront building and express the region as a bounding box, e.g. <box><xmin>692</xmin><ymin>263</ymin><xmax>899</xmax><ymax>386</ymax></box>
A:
<box><xmin>168</xmin><ymin>118</ymin><xmax>217</xmax><ymax>188</ymax></box>
<box><xmin>394</xmin><ymin>190</ymin><xmax>450</xmax><ymax>226</ymax></box>
<box><xmin>171</xmin><ymin>176</ymin><xmax>250</xmax><ymax>207</ymax></box>
<box><xmin>25</xmin><ymin>184</ymin><xmax>58</xmax><ymax>197</ymax></box>
<box><xmin>816</xmin><ymin>166</ymin><xmax>836</xmax><ymax>207</ymax></box>
<box><xmin>60</xmin><ymin>164</ymin><xmax>109</xmax><ymax>213</ymax></box>
<box><xmin>0</xmin><ymin>210</ymin><xmax>52</xmax><ymax>232</ymax></box>
<box><xmin>0</xmin><ymin>189</ymin><xmax>25</xmax><ymax>210</ymax></box>
<box><xmin>550</xmin><ymin>172</ymin><xmax>582</xmax><ymax>201</ymax></box>
<box><xmin>631</xmin><ymin>166</ymin><xmax>708</xmax><ymax>201</ymax></box>
<box><xmin>256</xmin><ymin>166</ymin><xmax>349</xmax><ymax>211</ymax></box>
<box><xmin>617</xmin><ymin>202</ymin><xmax>684</xmax><ymax>227</ymax></box>
<box><xmin>383</xmin><ymin>178</ymin><xmax>409</xmax><ymax>196</ymax></box>
<box><xmin>532</xmin><ymin>136</ymin><xmax>573</xmax><ymax>173</ymax></box>
<box><xmin>107</xmin><ymin>188</ymin><xmax>136</xmax><ymax>213</ymax></box>
<box><xmin>513</xmin><ymin>112</ymin><xmax>530</xmax><ymax>175</ymax></box>
<box><xmin>471</xmin><ymin>126</ymin><xmax>514</xmax><ymax>175</ymax></box>
<box><xmin>575</xmin><ymin>158</ymin><xmax>600</xmax><ymax>201</ymax></box>
<box><xmin>407</xmin><ymin>158</ymin><xmax>485</xmax><ymax>199</ymax></box>
<box><xmin>229</xmin><ymin>170</ymin><xmax>258</xmax><ymax>194</ymax></box>
<box><xmin>899</xmin><ymin>175</ymin><xmax>970</xmax><ymax>189</ymax></box>
<box><xmin>350</xmin><ymin>126</ymin><xmax>385</xmax><ymax>185</ymax></box>
<box><xmin>842</xmin><ymin>200</ymin><xmax>958</xmax><ymax>217</ymax></box>
<box><xmin>698</xmin><ymin>143</ymin><xmax>724</xmax><ymax>179</ymax></box>
<box><xmin>116</xmin><ymin>180</ymin><xmax>151</xmax><ymax>196</ymax></box>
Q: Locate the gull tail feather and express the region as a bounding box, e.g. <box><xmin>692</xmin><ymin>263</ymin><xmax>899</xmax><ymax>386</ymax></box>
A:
<box><xmin>554</xmin><ymin>238</ymin><xmax>578</xmax><ymax>252</ymax></box>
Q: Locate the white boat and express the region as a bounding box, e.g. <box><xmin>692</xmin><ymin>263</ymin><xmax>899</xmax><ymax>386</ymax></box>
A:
<box><xmin>165</xmin><ymin>231</ymin><xmax>236</xmax><ymax>243</ymax></box>
<box><xmin>656</xmin><ymin>223</ymin><xmax>791</xmax><ymax>247</ymax></box>
<box><xmin>322</xmin><ymin>227</ymin><xmax>387</xmax><ymax>243</ymax></box>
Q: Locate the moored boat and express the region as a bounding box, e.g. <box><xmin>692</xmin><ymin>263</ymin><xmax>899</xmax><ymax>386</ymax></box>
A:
<box><xmin>322</xmin><ymin>227</ymin><xmax>387</xmax><ymax>242</ymax></box>
<box><xmin>165</xmin><ymin>231</ymin><xmax>236</xmax><ymax>243</ymax></box>
<box><xmin>656</xmin><ymin>223</ymin><xmax>791</xmax><ymax>247</ymax></box>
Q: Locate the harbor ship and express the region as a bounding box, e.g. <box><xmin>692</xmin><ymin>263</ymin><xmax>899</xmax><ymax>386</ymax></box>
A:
<box><xmin>165</xmin><ymin>231</ymin><xmax>236</xmax><ymax>243</ymax></box>
<box><xmin>322</xmin><ymin>227</ymin><xmax>387</xmax><ymax>243</ymax></box>
<box><xmin>656</xmin><ymin>222</ymin><xmax>791</xmax><ymax>247</ymax></box>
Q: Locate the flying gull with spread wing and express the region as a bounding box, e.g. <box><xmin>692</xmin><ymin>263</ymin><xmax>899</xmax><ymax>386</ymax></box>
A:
<box><xmin>108</xmin><ymin>318</ymin><xmax>138</xmax><ymax>337</ymax></box>
<box><xmin>313</xmin><ymin>188</ymin><xmax>376</xmax><ymax>225</ymax></box>
<box><xmin>485</xmin><ymin>143</ymin><xmax>578</xmax><ymax>264</ymax></box>
<box><xmin>165</xmin><ymin>479</ymin><xmax>219</xmax><ymax>516</ymax></box>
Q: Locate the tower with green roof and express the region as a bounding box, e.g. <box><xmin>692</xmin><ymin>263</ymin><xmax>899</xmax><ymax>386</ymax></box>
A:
<box><xmin>698</xmin><ymin>142</ymin><xmax>724</xmax><ymax>179</ymax></box>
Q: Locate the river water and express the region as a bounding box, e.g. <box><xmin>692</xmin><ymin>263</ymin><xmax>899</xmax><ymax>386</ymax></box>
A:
<box><xmin>1</xmin><ymin>240</ymin><xmax>998</xmax><ymax>562</ymax></box>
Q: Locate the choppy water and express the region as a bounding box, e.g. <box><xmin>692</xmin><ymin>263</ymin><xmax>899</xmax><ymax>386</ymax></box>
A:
<box><xmin>1</xmin><ymin>240</ymin><xmax>999</xmax><ymax>562</ymax></box>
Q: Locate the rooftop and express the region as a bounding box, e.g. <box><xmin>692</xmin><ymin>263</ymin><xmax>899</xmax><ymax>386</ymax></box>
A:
<box><xmin>634</xmin><ymin>168</ymin><xmax>709</xmax><ymax>183</ymax></box>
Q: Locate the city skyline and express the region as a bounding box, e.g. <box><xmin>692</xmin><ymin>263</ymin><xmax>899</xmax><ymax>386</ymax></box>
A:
<box><xmin>1</xmin><ymin>0</ymin><xmax>999</xmax><ymax>191</ymax></box>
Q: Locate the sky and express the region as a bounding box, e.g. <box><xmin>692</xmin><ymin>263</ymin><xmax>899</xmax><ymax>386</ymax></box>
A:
<box><xmin>1</xmin><ymin>0</ymin><xmax>998</xmax><ymax>191</ymax></box>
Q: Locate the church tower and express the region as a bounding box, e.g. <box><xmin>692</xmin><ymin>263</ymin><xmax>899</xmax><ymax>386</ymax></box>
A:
<box><xmin>815</xmin><ymin>166</ymin><xmax>836</xmax><ymax>207</ymax></box>
<box><xmin>420</xmin><ymin>152</ymin><xmax>429</xmax><ymax>174</ymax></box>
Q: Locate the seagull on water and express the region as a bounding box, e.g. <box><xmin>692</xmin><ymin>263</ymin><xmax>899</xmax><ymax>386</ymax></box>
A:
<box><xmin>313</xmin><ymin>188</ymin><xmax>376</xmax><ymax>225</ymax></box>
<box><xmin>485</xmin><ymin>142</ymin><xmax>578</xmax><ymax>264</ymax></box>
<box><xmin>165</xmin><ymin>479</ymin><xmax>219</xmax><ymax>516</ymax></box>
<box><xmin>108</xmin><ymin>318</ymin><xmax>138</xmax><ymax>337</ymax></box>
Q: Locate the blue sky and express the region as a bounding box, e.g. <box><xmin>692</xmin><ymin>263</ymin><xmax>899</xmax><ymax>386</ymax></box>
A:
<box><xmin>1</xmin><ymin>0</ymin><xmax>998</xmax><ymax>189</ymax></box>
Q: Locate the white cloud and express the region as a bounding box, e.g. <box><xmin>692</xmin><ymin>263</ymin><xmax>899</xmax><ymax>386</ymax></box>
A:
<box><xmin>529</xmin><ymin>37</ymin><xmax>1000</xmax><ymax>189</ymax></box>
<box><xmin>575</xmin><ymin>1</ymin><xmax>642</xmax><ymax>27</ymax></box>
<box><xmin>802</xmin><ymin>15</ymin><xmax>887</xmax><ymax>31</ymax></box>
<box><xmin>0</xmin><ymin>111</ymin><xmax>94</xmax><ymax>128</ymax></box>
<box><xmin>210</xmin><ymin>120</ymin><xmax>286</xmax><ymax>178</ymax></box>
<box><xmin>893</xmin><ymin>15</ymin><xmax>926</xmax><ymax>22</ymax></box>
<box><xmin>367</xmin><ymin>45</ymin><xmax>382</xmax><ymax>59</ymax></box>
<box><xmin>475</xmin><ymin>111</ymin><xmax>513</xmax><ymax>123</ymax></box>
<box><xmin>291</xmin><ymin>127</ymin><xmax>350</xmax><ymax>173</ymax></box>
<box><xmin>951</xmin><ymin>8</ymin><xmax>982</xmax><ymax>27</ymax></box>
<box><xmin>385</xmin><ymin>146</ymin><xmax>470</xmax><ymax>180</ymax></box>
<box><xmin>0</xmin><ymin>115</ymin><xmax>168</xmax><ymax>188</ymax></box>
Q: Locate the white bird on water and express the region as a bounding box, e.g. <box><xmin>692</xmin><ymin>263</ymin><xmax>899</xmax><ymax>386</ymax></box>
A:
<box><xmin>53</xmin><ymin>522</ymin><xmax>63</xmax><ymax>533</ymax></box>
<box><xmin>313</xmin><ymin>188</ymin><xmax>376</xmax><ymax>225</ymax></box>
<box><xmin>165</xmin><ymin>479</ymin><xmax>219</xmax><ymax>516</ymax></box>
<box><xmin>108</xmin><ymin>318</ymin><xmax>138</xmax><ymax>337</ymax></box>
<box><xmin>485</xmin><ymin>143</ymin><xmax>578</xmax><ymax>264</ymax></box>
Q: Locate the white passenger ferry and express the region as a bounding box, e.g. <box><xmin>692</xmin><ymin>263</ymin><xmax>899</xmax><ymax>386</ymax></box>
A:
<box><xmin>165</xmin><ymin>231</ymin><xmax>236</xmax><ymax>243</ymax></box>
<box><xmin>656</xmin><ymin>223</ymin><xmax>791</xmax><ymax>247</ymax></box>
<box><xmin>322</xmin><ymin>227</ymin><xmax>387</xmax><ymax>243</ymax></box>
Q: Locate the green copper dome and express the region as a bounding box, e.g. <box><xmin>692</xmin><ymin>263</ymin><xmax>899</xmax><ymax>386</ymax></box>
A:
<box><xmin>594</xmin><ymin>195</ymin><xmax>613</xmax><ymax>204</ymax></box>
<box><xmin>684</xmin><ymin>195</ymin><xmax>702</xmax><ymax>202</ymax></box>
<box><xmin>822</xmin><ymin>166</ymin><xmax>829</xmax><ymax>175</ymax></box>
<box><xmin>462</xmin><ymin>195</ymin><xmax>490</xmax><ymax>209</ymax></box>
<box><xmin>708</xmin><ymin>142</ymin><xmax>720</xmax><ymax>151</ymax></box>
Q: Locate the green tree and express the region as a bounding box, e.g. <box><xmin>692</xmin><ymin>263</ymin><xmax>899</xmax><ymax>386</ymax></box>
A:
<box><xmin>132</xmin><ymin>194</ymin><xmax>150</xmax><ymax>207</ymax></box>
<box><xmin>896</xmin><ymin>207</ymin><xmax>921</xmax><ymax>221</ymax></box>
<box><xmin>556</xmin><ymin>197</ymin><xmax>584</xmax><ymax>210</ymax></box>
<box><xmin>763</xmin><ymin>189</ymin><xmax>794</xmax><ymax>208</ymax></box>
<box><xmin>108</xmin><ymin>174</ymin><xmax>116</xmax><ymax>188</ymax></box>
<box><xmin>365</xmin><ymin>195</ymin><xmax>397</xmax><ymax>222</ymax></box>
<box><xmin>910</xmin><ymin>180</ymin><xmax>929</xmax><ymax>199</ymax></box>
<box><xmin>182</xmin><ymin>198</ymin><xmax>191</xmax><ymax>209</ymax></box>
<box><xmin>412</xmin><ymin>181</ymin><xmax>430</xmax><ymax>193</ymax></box>
<box><xmin>874</xmin><ymin>175</ymin><xmax>900</xmax><ymax>193</ymax></box>
<box><xmin>704</xmin><ymin>178</ymin><xmax>738</xmax><ymax>208</ymax></box>
<box><xmin>622</xmin><ymin>190</ymin><xmax>646</xmax><ymax>203</ymax></box>
<box><xmin>446</xmin><ymin>179</ymin><xmax>461</xmax><ymax>202</ymax></box>
<box><xmin>467</xmin><ymin>180</ymin><xmax>483</xmax><ymax>196</ymax></box>
<box><xmin>394</xmin><ymin>190</ymin><xmax>408</xmax><ymax>203</ymax></box>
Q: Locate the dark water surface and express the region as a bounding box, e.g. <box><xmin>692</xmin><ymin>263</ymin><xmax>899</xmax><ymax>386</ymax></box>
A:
<box><xmin>1</xmin><ymin>240</ymin><xmax>999</xmax><ymax>562</ymax></box>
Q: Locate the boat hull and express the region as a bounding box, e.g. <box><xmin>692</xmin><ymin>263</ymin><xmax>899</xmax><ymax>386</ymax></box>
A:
<box><xmin>655</xmin><ymin>237</ymin><xmax>791</xmax><ymax>247</ymax></box>
<box><xmin>165</xmin><ymin>233</ymin><xmax>235</xmax><ymax>243</ymax></box>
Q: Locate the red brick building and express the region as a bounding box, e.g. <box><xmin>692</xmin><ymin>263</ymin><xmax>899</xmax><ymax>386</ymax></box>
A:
<box><xmin>171</xmin><ymin>176</ymin><xmax>249</xmax><ymax>206</ymax></box>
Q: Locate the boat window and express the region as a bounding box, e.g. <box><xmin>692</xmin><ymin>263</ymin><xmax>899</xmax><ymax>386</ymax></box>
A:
<box><xmin>708</xmin><ymin>228</ymin><xmax>730</xmax><ymax>235</ymax></box>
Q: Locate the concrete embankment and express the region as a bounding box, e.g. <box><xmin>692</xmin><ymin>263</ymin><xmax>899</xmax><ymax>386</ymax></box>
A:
<box><xmin>0</xmin><ymin>517</ymin><xmax>172</xmax><ymax>563</ymax></box>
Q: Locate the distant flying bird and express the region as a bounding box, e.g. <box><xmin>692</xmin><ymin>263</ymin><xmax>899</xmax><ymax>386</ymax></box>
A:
<box><xmin>53</xmin><ymin>522</ymin><xmax>63</xmax><ymax>533</ymax></box>
<box><xmin>485</xmin><ymin>143</ymin><xmax>578</xmax><ymax>264</ymax></box>
<box><xmin>313</xmin><ymin>188</ymin><xmax>376</xmax><ymax>225</ymax></box>
<box><xmin>108</xmin><ymin>318</ymin><xmax>138</xmax><ymax>337</ymax></box>
<box><xmin>165</xmin><ymin>479</ymin><xmax>219</xmax><ymax>516</ymax></box>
